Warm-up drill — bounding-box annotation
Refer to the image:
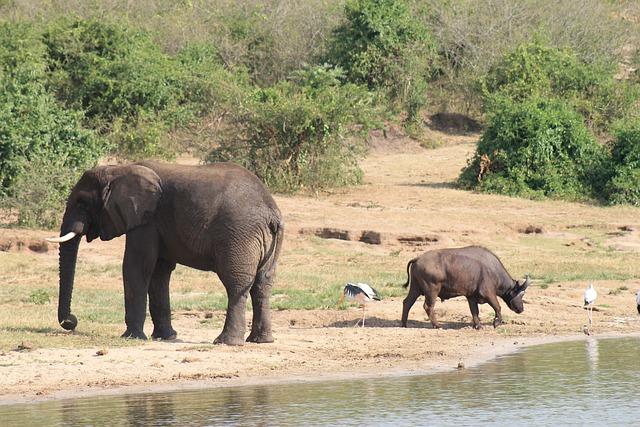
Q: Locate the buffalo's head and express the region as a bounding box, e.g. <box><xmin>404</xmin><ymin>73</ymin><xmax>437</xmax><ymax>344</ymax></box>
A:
<box><xmin>504</xmin><ymin>276</ymin><xmax>529</xmax><ymax>314</ymax></box>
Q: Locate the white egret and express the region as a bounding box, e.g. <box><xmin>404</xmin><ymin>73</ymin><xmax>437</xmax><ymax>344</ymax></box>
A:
<box><xmin>583</xmin><ymin>284</ymin><xmax>597</xmax><ymax>329</ymax></box>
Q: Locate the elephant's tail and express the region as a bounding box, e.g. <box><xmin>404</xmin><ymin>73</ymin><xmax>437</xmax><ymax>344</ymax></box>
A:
<box><xmin>403</xmin><ymin>259</ymin><xmax>416</xmax><ymax>288</ymax></box>
<box><xmin>255</xmin><ymin>214</ymin><xmax>284</xmax><ymax>285</ymax></box>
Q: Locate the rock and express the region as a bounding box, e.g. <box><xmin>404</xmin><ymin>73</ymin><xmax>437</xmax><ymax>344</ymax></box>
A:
<box><xmin>96</xmin><ymin>349</ymin><xmax>108</xmax><ymax>356</ymax></box>
<box><xmin>457</xmin><ymin>360</ymin><xmax>465</xmax><ymax>370</ymax></box>
<box><xmin>28</xmin><ymin>240</ymin><xmax>49</xmax><ymax>253</ymax></box>
<box><xmin>521</xmin><ymin>225</ymin><xmax>544</xmax><ymax>234</ymax></box>
<box><xmin>17</xmin><ymin>341</ymin><xmax>33</xmax><ymax>351</ymax></box>
<box><xmin>359</xmin><ymin>230</ymin><xmax>384</xmax><ymax>245</ymax></box>
<box><xmin>204</xmin><ymin>312</ymin><xmax>213</xmax><ymax>319</ymax></box>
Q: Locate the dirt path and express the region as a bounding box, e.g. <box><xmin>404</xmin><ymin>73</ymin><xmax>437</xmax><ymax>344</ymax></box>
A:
<box><xmin>1</xmin><ymin>132</ymin><xmax>639</xmax><ymax>404</ymax></box>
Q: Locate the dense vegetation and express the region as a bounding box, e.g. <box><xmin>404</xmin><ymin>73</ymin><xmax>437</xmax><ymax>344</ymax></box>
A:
<box><xmin>459</xmin><ymin>39</ymin><xmax>640</xmax><ymax>203</ymax></box>
<box><xmin>0</xmin><ymin>0</ymin><xmax>638</xmax><ymax>227</ymax></box>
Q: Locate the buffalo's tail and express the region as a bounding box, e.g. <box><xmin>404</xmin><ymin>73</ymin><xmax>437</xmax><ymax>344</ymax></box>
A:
<box><xmin>403</xmin><ymin>259</ymin><xmax>417</xmax><ymax>288</ymax></box>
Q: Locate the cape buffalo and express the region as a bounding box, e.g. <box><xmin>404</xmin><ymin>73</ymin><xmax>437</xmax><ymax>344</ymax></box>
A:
<box><xmin>401</xmin><ymin>246</ymin><xmax>529</xmax><ymax>329</ymax></box>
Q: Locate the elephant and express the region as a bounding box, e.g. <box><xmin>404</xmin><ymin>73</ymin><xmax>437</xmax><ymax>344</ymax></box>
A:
<box><xmin>46</xmin><ymin>161</ymin><xmax>284</xmax><ymax>345</ymax></box>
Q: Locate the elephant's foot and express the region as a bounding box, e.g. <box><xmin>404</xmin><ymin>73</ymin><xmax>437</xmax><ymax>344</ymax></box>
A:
<box><xmin>121</xmin><ymin>329</ymin><xmax>147</xmax><ymax>340</ymax></box>
<box><xmin>151</xmin><ymin>326</ymin><xmax>177</xmax><ymax>341</ymax></box>
<box><xmin>213</xmin><ymin>332</ymin><xmax>245</xmax><ymax>346</ymax></box>
<box><xmin>246</xmin><ymin>331</ymin><xmax>274</xmax><ymax>343</ymax></box>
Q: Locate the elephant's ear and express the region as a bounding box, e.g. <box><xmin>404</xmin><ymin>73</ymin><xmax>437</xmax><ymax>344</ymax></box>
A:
<box><xmin>99</xmin><ymin>165</ymin><xmax>162</xmax><ymax>241</ymax></box>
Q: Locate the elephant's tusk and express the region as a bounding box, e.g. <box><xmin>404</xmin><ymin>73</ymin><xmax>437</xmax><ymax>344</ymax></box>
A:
<box><xmin>46</xmin><ymin>232</ymin><xmax>78</xmax><ymax>243</ymax></box>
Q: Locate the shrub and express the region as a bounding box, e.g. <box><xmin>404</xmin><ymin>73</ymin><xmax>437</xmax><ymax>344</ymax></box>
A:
<box><xmin>43</xmin><ymin>19</ymin><xmax>236</xmax><ymax>158</ymax></box>
<box><xmin>427</xmin><ymin>0</ymin><xmax>632</xmax><ymax>115</ymax></box>
<box><xmin>0</xmin><ymin>22</ymin><xmax>103</xmax><ymax>202</ymax></box>
<box><xmin>207</xmin><ymin>65</ymin><xmax>377</xmax><ymax>192</ymax></box>
<box><xmin>481</xmin><ymin>40</ymin><xmax>639</xmax><ymax>132</ymax></box>
<box><xmin>44</xmin><ymin>19</ymin><xmax>181</xmax><ymax>122</ymax></box>
<box><xmin>606</xmin><ymin>120</ymin><xmax>640</xmax><ymax>205</ymax></box>
<box><xmin>325</xmin><ymin>0</ymin><xmax>437</xmax><ymax>122</ymax></box>
<box><xmin>459</xmin><ymin>96</ymin><xmax>605</xmax><ymax>200</ymax></box>
<box><xmin>482</xmin><ymin>39</ymin><xmax>608</xmax><ymax>101</ymax></box>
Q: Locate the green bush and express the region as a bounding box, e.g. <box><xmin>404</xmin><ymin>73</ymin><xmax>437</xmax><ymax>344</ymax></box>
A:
<box><xmin>428</xmin><ymin>0</ymin><xmax>632</xmax><ymax>115</ymax></box>
<box><xmin>44</xmin><ymin>19</ymin><xmax>181</xmax><ymax>122</ymax></box>
<box><xmin>0</xmin><ymin>22</ymin><xmax>103</xmax><ymax>199</ymax></box>
<box><xmin>482</xmin><ymin>39</ymin><xmax>608</xmax><ymax>101</ymax></box>
<box><xmin>606</xmin><ymin>121</ymin><xmax>640</xmax><ymax>205</ymax></box>
<box><xmin>207</xmin><ymin>65</ymin><xmax>377</xmax><ymax>192</ymax></box>
<box><xmin>459</xmin><ymin>96</ymin><xmax>605</xmax><ymax>200</ymax></box>
<box><xmin>325</xmin><ymin>0</ymin><xmax>437</xmax><ymax>122</ymax></box>
<box><xmin>43</xmin><ymin>19</ymin><xmax>236</xmax><ymax>158</ymax></box>
<box><xmin>482</xmin><ymin>40</ymin><xmax>639</xmax><ymax>132</ymax></box>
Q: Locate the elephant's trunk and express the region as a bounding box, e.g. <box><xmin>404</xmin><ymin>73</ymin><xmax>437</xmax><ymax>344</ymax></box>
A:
<box><xmin>58</xmin><ymin>233</ymin><xmax>81</xmax><ymax>330</ymax></box>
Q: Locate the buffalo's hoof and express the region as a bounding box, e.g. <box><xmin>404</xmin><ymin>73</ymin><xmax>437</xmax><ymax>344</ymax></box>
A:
<box><xmin>493</xmin><ymin>319</ymin><xmax>502</xmax><ymax>328</ymax></box>
<box><xmin>246</xmin><ymin>332</ymin><xmax>274</xmax><ymax>343</ymax></box>
<box><xmin>213</xmin><ymin>333</ymin><xmax>245</xmax><ymax>346</ymax></box>
<box><xmin>151</xmin><ymin>327</ymin><xmax>177</xmax><ymax>341</ymax></box>
<box><xmin>473</xmin><ymin>323</ymin><xmax>483</xmax><ymax>330</ymax></box>
<box><xmin>121</xmin><ymin>329</ymin><xmax>147</xmax><ymax>340</ymax></box>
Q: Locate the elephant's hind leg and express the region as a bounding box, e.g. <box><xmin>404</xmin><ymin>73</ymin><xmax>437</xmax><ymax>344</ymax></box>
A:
<box><xmin>149</xmin><ymin>259</ymin><xmax>177</xmax><ymax>340</ymax></box>
<box><xmin>246</xmin><ymin>271</ymin><xmax>274</xmax><ymax>343</ymax></box>
<box><xmin>214</xmin><ymin>264</ymin><xmax>255</xmax><ymax>346</ymax></box>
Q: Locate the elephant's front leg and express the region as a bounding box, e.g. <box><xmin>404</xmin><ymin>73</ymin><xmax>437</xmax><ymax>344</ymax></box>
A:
<box><xmin>149</xmin><ymin>259</ymin><xmax>177</xmax><ymax>340</ymax></box>
<box><xmin>246</xmin><ymin>279</ymin><xmax>274</xmax><ymax>343</ymax></box>
<box><xmin>122</xmin><ymin>227</ymin><xmax>158</xmax><ymax>340</ymax></box>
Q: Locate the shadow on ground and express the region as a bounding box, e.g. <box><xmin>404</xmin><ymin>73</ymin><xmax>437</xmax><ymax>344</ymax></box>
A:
<box><xmin>328</xmin><ymin>317</ymin><xmax>474</xmax><ymax>330</ymax></box>
<box><xmin>427</xmin><ymin>112</ymin><xmax>482</xmax><ymax>135</ymax></box>
<box><xmin>401</xmin><ymin>181</ymin><xmax>458</xmax><ymax>189</ymax></box>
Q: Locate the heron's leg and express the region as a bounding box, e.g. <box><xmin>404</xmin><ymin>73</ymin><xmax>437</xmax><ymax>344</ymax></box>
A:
<box><xmin>362</xmin><ymin>305</ymin><xmax>366</xmax><ymax>328</ymax></box>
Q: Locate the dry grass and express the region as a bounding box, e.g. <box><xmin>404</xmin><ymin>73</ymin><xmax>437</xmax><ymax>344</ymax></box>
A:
<box><xmin>0</xmin><ymin>133</ymin><xmax>639</xmax><ymax>354</ymax></box>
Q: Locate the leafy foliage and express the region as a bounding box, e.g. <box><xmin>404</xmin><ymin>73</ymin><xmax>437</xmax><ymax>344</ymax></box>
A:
<box><xmin>208</xmin><ymin>66</ymin><xmax>377</xmax><ymax>192</ymax></box>
<box><xmin>43</xmin><ymin>19</ymin><xmax>235</xmax><ymax>159</ymax></box>
<box><xmin>482</xmin><ymin>39</ymin><xmax>638</xmax><ymax>132</ymax></box>
<box><xmin>0</xmin><ymin>22</ymin><xmax>103</xmax><ymax>202</ymax></box>
<box><xmin>459</xmin><ymin>96</ymin><xmax>605</xmax><ymax>200</ymax></box>
<box><xmin>325</xmin><ymin>0</ymin><xmax>438</xmax><ymax>123</ymax></box>
<box><xmin>606</xmin><ymin>121</ymin><xmax>640</xmax><ymax>205</ymax></box>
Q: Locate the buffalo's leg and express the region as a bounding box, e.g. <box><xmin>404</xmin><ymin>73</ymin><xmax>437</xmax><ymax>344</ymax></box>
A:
<box><xmin>485</xmin><ymin>294</ymin><xmax>503</xmax><ymax>328</ymax></box>
<box><xmin>149</xmin><ymin>259</ymin><xmax>177</xmax><ymax>340</ymax></box>
<box><xmin>401</xmin><ymin>284</ymin><xmax>421</xmax><ymax>327</ymax></box>
<box><xmin>121</xmin><ymin>227</ymin><xmax>158</xmax><ymax>340</ymax></box>
<box><xmin>424</xmin><ymin>287</ymin><xmax>441</xmax><ymax>328</ymax></box>
<box><xmin>467</xmin><ymin>297</ymin><xmax>482</xmax><ymax>330</ymax></box>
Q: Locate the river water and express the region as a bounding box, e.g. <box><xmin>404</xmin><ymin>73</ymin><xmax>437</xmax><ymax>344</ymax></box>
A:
<box><xmin>1</xmin><ymin>337</ymin><xmax>639</xmax><ymax>426</ymax></box>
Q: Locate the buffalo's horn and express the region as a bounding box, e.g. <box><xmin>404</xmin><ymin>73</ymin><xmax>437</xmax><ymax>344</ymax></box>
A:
<box><xmin>46</xmin><ymin>232</ymin><xmax>78</xmax><ymax>243</ymax></box>
<box><xmin>522</xmin><ymin>275</ymin><xmax>530</xmax><ymax>290</ymax></box>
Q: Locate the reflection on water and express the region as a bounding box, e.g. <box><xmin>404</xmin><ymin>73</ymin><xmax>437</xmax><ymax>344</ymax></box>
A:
<box><xmin>2</xmin><ymin>337</ymin><xmax>639</xmax><ymax>426</ymax></box>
